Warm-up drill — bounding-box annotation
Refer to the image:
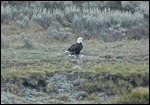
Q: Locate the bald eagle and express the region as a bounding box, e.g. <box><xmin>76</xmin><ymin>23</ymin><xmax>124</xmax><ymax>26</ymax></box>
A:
<box><xmin>65</xmin><ymin>37</ymin><xmax>83</xmax><ymax>56</ymax></box>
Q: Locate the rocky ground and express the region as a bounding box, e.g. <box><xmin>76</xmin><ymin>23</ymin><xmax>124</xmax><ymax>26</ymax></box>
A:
<box><xmin>1</xmin><ymin>71</ymin><xmax>108</xmax><ymax>104</ymax></box>
<box><xmin>1</xmin><ymin>68</ymin><xmax>149</xmax><ymax>104</ymax></box>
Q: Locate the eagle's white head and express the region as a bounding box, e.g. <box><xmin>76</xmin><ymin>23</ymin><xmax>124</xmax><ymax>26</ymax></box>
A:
<box><xmin>77</xmin><ymin>37</ymin><xmax>82</xmax><ymax>43</ymax></box>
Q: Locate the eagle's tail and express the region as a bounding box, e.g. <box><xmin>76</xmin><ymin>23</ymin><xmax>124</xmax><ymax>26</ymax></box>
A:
<box><xmin>65</xmin><ymin>51</ymin><xmax>70</xmax><ymax>54</ymax></box>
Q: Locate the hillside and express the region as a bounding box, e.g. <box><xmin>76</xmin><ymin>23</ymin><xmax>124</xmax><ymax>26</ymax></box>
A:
<box><xmin>1</xmin><ymin>1</ymin><xmax>149</xmax><ymax>104</ymax></box>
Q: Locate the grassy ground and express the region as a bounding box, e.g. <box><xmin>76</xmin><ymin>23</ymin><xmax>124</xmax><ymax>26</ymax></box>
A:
<box><xmin>1</xmin><ymin>22</ymin><xmax>149</xmax><ymax>104</ymax></box>
<box><xmin>1</xmin><ymin>39</ymin><xmax>149</xmax><ymax>78</ymax></box>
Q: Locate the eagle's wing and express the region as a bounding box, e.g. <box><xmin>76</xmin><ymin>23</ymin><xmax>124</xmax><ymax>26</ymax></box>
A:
<box><xmin>68</xmin><ymin>44</ymin><xmax>78</xmax><ymax>52</ymax></box>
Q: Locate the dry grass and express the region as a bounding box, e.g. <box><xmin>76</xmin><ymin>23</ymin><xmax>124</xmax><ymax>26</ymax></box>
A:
<box><xmin>107</xmin><ymin>87</ymin><xmax>149</xmax><ymax>104</ymax></box>
<box><xmin>1</xmin><ymin>30</ymin><xmax>149</xmax><ymax>77</ymax></box>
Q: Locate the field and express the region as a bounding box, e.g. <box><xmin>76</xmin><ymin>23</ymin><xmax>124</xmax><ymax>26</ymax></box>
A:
<box><xmin>1</xmin><ymin>1</ymin><xmax>149</xmax><ymax>104</ymax></box>
<box><xmin>1</xmin><ymin>23</ymin><xmax>149</xmax><ymax>104</ymax></box>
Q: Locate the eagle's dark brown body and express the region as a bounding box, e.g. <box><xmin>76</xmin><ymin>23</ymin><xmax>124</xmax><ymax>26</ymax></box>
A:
<box><xmin>67</xmin><ymin>43</ymin><xmax>83</xmax><ymax>55</ymax></box>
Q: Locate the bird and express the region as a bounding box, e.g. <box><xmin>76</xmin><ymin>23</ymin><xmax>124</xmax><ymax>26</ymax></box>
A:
<box><xmin>65</xmin><ymin>37</ymin><xmax>83</xmax><ymax>57</ymax></box>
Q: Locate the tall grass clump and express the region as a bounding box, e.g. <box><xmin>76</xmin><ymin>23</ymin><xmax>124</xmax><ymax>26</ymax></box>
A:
<box><xmin>108</xmin><ymin>87</ymin><xmax>149</xmax><ymax>104</ymax></box>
